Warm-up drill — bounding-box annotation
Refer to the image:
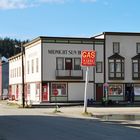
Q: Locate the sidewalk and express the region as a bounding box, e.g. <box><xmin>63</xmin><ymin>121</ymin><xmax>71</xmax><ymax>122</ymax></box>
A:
<box><xmin>1</xmin><ymin>100</ymin><xmax>140</xmax><ymax>119</ymax></box>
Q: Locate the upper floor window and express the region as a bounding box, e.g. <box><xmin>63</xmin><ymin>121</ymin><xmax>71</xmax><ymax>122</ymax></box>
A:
<box><xmin>32</xmin><ymin>59</ymin><xmax>34</xmax><ymax>73</ymax></box>
<box><xmin>36</xmin><ymin>58</ymin><xmax>39</xmax><ymax>73</ymax></box>
<box><xmin>136</xmin><ymin>43</ymin><xmax>140</xmax><ymax>54</ymax></box>
<box><xmin>113</xmin><ymin>42</ymin><xmax>120</xmax><ymax>54</ymax></box>
<box><xmin>56</xmin><ymin>58</ymin><xmax>64</xmax><ymax>70</ymax></box>
<box><xmin>108</xmin><ymin>54</ymin><xmax>124</xmax><ymax>80</ymax></box>
<box><xmin>74</xmin><ymin>58</ymin><xmax>81</xmax><ymax>70</ymax></box>
<box><xmin>56</xmin><ymin>57</ymin><xmax>81</xmax><ymax>70</ymax></box>
<box><xmin>132</xmin><ymin>55</ymin><xmax>140</xmax><ymax>80</ymax></box>
<box><xmin>96</xmin><ymin>62</ymin><xmax>102</xmax><ymax>73</ymax></box>
<box><xmin>27</xmin><ymin>61</ymin><xmax>29</xmax><ymax>74</ymax></box>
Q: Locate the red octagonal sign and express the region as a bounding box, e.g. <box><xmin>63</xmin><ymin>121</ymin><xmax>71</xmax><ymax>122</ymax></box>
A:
<box><xmin>53</xmin><ymin>89</ymin><xmax>58</xmax><ymax>96</ymax></box>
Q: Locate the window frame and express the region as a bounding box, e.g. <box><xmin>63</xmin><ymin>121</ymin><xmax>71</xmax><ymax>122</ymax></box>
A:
<box><xmin>74</xmin><ymin>58</ymin><xmax>81</xmax><ymax>70</ymax></box>
<box><xmin>132</xmin><ymin>59</ymin><xmax>140</xmax><ymax>80</ymax></box>
<box><xmin>136</xmin><ymin>43</ymin><xmax>140</xmax><ymax>54</ymax></box>
<box><xmin>56</xmin><ymin>57</ymin><xmax>64</xmax><ymax>70</ymax></box>
<box><xmin>113</xmin><ymin>42</ymin><xmax>120</xmax><ymax>54</ymax></box>
<box><xmin>108</xmin><ymin>59</ymin><xmax>124</xmax><ymax>80</ymax></box>
<box><xmin>96</xmin><ymin>62</ymin><xmax>102</xmax><ymax>73</ymax></box>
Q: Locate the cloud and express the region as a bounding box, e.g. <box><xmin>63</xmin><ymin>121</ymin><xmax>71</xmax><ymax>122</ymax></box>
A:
<box><xmin>0</xmin><ymin>0</ymin><xmax>98</xmax><ymax>10</ymax></box>
<box><xmin>0</xmin><ymin>0</ymin><xmax>69</xmax><ymax>10</ymax></box>
<box><xmin>0</xmin><ymin>0</ymin><xmax>36</xmax><ymax>10</ymax></box>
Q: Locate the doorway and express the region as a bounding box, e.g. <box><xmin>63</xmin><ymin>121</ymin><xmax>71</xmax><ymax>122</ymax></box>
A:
<box><xmin>42</xmin><ymin>84</ymin><xmax>48</xmax><ymax>102</ymax></box>
<box><xmin>96</xmin><ymin>84</ymin><xmax>103</xmax><ymax>102</ymax></box>
<box><xmin>65</xmin><ymin>58</ymin><xmax>72</xmax><ymax>70</ymax></box>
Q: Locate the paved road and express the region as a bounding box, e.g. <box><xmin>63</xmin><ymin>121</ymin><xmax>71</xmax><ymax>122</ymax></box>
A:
<box><xmin>0</xmin><ymin>102</ymin><xmax>140</xmax><ymax>140</ymax></box>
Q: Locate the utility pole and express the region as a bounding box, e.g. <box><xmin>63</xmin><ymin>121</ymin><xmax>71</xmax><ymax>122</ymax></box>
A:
<box><xmin>21</xmin><ymin>42</ymin><xmax>25</xmax><ymax>108</ymax></box>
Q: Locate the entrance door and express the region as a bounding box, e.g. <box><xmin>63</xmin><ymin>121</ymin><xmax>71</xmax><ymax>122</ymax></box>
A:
<box><xmin>42</xmin><ymin>85</ymin><xmax>48</xmax><ymax>102</ymax></box>
<box><xmin>125</xmin><ymin>83</ymin><xmax>133</xmax><ymax>101</ymax></box>
<box><xmin>96</xmin><ymin>84</ymin><xmax>103</xmax><ymax>102</ymax></box>
<box><xmin>65</xmin><ymin>58</ymin><xmax>72</xmax><ymax>70</ymax></box>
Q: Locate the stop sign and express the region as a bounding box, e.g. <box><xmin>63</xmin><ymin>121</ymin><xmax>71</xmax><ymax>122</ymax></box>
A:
<box><xmin>53</xmin><ymin>89</ymin><xmax>58</xmax><ymax>96</ymax></box>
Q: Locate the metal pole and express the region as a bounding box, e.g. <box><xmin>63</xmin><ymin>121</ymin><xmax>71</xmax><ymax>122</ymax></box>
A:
<box><xmin>21</xmin><ymin>43</ymin><xmax>25</xmax><ymax>108</ymax></box>
<box><xmin>83</xmin><ymin>67</ymin><xmax>89</xmax><ymax>113</ymax></box>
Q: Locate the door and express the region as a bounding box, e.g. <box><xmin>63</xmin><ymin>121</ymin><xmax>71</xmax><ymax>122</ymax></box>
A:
<box><xmin>42</xmin><ymin>85</ymin><xmax>48</xmax><ymax>102</ymax></box>
<box><xmin>96</xmin><ymin>84</ymin><xmax>103</xmax><ymax>102</ymax></box>
<box><xmin>125</xmin><ymin>83</ymin><xmax>133</xmax><ymax>101</ymax></box>
<box><xmin>65</xmin><ymin>58</ymin><xmax>72</xmax><ymax>70</ymax></box>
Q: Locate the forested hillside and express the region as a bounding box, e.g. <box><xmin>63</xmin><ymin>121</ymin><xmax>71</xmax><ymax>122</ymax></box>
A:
<box><xmin>0</xmin><ymin>37</ymin><xmax>29</xmax><ymax>58</ymax></box>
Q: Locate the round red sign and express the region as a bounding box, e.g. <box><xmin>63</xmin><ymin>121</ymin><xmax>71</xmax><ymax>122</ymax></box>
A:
<box><xmin>53</xmin><ymin>89</ymin><xmax>58</xmax><ymax>96</ymax></box>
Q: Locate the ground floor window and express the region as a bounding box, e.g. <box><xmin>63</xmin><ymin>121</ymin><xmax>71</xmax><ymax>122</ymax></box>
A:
<box><xmin>51</xmin><ymin>83</ymin><xmax>67</xmax><ymax>96</ymax></box>
<box><xmin>108</xmin><ymin>84</ymin><xmax>123</xmax><ymax>95</ymax></box>
<box><xmin>51</xmin><ymin>83</ymin><xmax>67</xmax><ymax>102</ymax></box>
<box><xmin>36</xmin><ymin>83</ymin><xmax>40</xmax><ymax>95</ymax></box>
<box><xmin>134</xmin><ymin>84</ymin><xmax>140</xmax><ymax>95</ymax></box>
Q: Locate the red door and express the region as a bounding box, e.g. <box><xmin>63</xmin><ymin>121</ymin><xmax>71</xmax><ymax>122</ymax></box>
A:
<box><xmin>42</xmin><ymin>85</ymin><xmax>48</xmax><ymax>102</ymax></box>
<box><xmin>65</xmin><ymin>58</ymin><xmax>72</xmax><ymax>70</ymax></box>
<box><xmin>96</xmin><ymin>84</ymin><xmax>103</xmax><ymax>102</ymax></box>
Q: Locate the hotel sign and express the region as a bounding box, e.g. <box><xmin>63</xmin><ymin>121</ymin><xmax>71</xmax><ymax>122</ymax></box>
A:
<box><xmin>81</xmin><ymin>50</ymin><xmax>96</xmax><ymax>66</ymax></box>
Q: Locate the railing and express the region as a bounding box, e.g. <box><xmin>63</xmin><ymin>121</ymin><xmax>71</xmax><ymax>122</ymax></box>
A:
<box><xmin>56</xmin><ymin>70</ymin><xmax>83</xmax><ymax>79</ymax></box>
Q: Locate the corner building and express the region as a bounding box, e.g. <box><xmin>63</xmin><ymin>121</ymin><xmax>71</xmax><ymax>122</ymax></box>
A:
<box><xmin>9</xmin><ymin>37</ymin><xmax>103</xmax><ymax>105</ymax></box>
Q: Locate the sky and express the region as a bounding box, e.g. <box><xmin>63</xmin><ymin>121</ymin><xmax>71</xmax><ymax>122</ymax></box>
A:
<box><xmin>0</xmin><ymin>0</ymin><xmax>140</xmax><ymax>41</ymax></box>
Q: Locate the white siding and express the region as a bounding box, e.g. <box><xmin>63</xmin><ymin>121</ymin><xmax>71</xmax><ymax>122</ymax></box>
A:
<box><xmin>9</xmin><ymin>56</ymin><xmax>22</xmax><ymax>85</ymax></box>
<box><xmin>42</xmin><ymin>43</ymin><xmax>94</xmax><ymax>81</ymax></box>
<box><xmin>25</xmin><ymin>43</ymin><xmax>41</xmax><ymax>82</ymax></box>
<box><xmin>95</xmin><ymin>44</ymin><xmax>104</xmax><ymax>83</ymax></box>
<box><xmin>106</xmin><ymin>35</ymin><xmax>140</xmax><ymax>83</ymax></box>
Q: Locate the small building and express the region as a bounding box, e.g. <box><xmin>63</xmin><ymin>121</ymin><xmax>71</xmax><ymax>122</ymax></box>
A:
<box><xmin>0</xmin><ymin>57</ymin><xmax>9</xmax><ymax>100</ymax></box>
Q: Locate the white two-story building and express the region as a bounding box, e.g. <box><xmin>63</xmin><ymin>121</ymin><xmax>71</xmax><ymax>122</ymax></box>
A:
<box><xmin>9</xmin><ymin>37</ymin><xmax>103</xmax><ymax>105</ymax></box>
<box><xmin>93</xmin><ymin>32</ymin><xmax>140</xmax><ymax>102</ymax></box>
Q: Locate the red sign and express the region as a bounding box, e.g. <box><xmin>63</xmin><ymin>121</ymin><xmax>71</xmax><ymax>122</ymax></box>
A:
<box><xmin>53</xmin><ymin>89</ymin><xmax>58</xmax><ymax>96</ymax></box>
<box><xmin>81</xmin><ymin>50</ymin><xmax>96</xmax><ymax>66</ymax></box>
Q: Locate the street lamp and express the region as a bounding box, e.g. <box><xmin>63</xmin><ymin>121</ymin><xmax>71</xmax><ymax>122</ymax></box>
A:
<box><xmin>15</xmin><ymin>42</ymin><xmax>25</xmax><ymax>108</ymax></box>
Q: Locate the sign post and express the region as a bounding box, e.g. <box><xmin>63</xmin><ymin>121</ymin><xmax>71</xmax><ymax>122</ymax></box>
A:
<box><xmin>53</xmin><ymin>89</ymin><xmax>58</xmax><ymax>112</ymax></box>
<box><xmin>81</xmin><ymin>50</ymin><xmax>96</xmax><ymax>113</ymax></box>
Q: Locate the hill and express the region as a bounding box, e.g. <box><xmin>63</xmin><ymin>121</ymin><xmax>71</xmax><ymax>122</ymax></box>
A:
<box><xmin>0</xmin><ymin>37</ymin><xmax>29</xmax><ymax>58</ymax></box>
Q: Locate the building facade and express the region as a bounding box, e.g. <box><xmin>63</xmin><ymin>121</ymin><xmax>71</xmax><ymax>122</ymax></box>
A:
<box><xmin>0</xmin><ymin>57</ymin><xmax>9</xmax><ymax>100</ymax></box>
<box><xmin>9</xmin><ymin>37</ymin><xmax>102</xmax><ymax>105</ymax></box>
<box><xmin>93</xmin><ymin>32</ymin><xmax>140</xmax><ymax>102</ymax></box>
<box><xmin>8</xmin><ymin>32</ymin><xmax>140</xmax><ymax>105</ymax></box>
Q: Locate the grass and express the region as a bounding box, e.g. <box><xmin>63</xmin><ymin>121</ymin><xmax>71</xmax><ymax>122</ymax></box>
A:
<box><xmin>82</xmin><ymin>111</ymin><xmax>93</xmax><ymax>117</ymax></box>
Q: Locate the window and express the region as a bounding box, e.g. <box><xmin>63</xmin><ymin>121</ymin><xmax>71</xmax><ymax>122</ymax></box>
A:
<box><xmin>27</xmin><ymin>61</ymin><xmax>29</xmax><ymax>74</ymax></box>
<box><xmin>32</xmin><ymin>59</ymin><xmax>34</xmax><ymax>73</ymax></box>
<box><xmin>96</xmin><ymin>62</ymin><xmax>102</xmax><ymax>73</ymax></box>
<box><xmin>109</xmin><ymin>84</ymin><xmax>123</xmax><ymax>95</ymax></box>
<box><xmin>74</xmin><ymin>58</ymin><xmax>81</xmax><ymax>70</ymax></box>
<box><xmin>56</xmin><ymin>58</ymin><xmax>64</xmax><ymax>70</ymax></box>
<box><xmin>36</xmin><ymin>83</ymin><xmax>40</xmax><ymax>95</ymax></box>
<box><xmin>51</xmin><ymin>83</ymin><xmax>67</xmax><ymax>96</ymax></box>
<box><xmin>19</xmin><ymin>67</ymin><xmax>21</xmax><ymax>77</ymax></box>
<box><xmin>56</xmin><ymin>57</ymin><xmax>81</xmax><ymax>70</ymax></box>
<box><xmin>136</xmin><ymin>43</ymin><xmax>140</xmax><ymax>54</ymax></box>
<box><xmin>113</xmin><ymin>42</ymin><xmax>120</xmax><ymax>54</ymax></box>
<box><xmin>108</xmin><ymin>54</ymin><xmax>124</xmax><ymax>80</ymax></box>
<box><xmin>36</xmin><ymin>58</ymin><xmax>39</xmax><ymax>72</ymax></box>
<box><xmin>132</xmin><ymin>59</ymin><xmax>140</xmax><ymax>79</ymax></box>
<box><xmin>27</xmin><ymin>84</ymin><xmax>30</xmax><ymax>94</ymax></box>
